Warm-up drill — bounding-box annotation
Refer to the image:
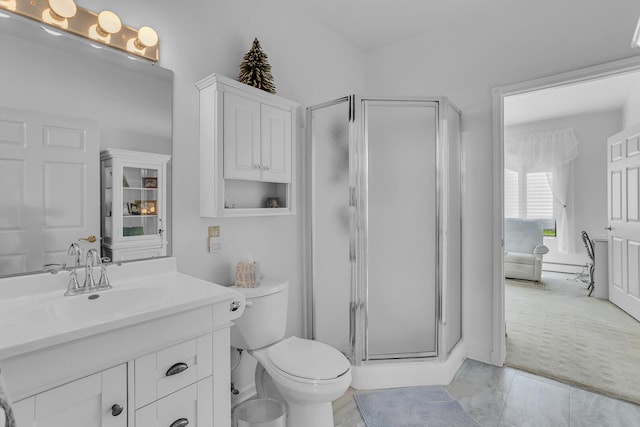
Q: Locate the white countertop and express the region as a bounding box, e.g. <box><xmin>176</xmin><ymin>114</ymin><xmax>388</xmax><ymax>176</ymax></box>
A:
<box><xmin>0</xmin><ymin>257</ymin><xmax>243</xmax><ymax>360</ymax></box>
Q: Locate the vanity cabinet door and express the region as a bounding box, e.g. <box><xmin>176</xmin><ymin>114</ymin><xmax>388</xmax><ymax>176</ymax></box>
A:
<box><xmin>13</xmin><ymin>364</ymin><xmax>127</xmax><ymax>427</ymax></box>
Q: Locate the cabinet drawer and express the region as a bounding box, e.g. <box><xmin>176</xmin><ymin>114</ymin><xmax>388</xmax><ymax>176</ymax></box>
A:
<box><xmin>135</xmin><ymin>334</ymin><xmax>213</xmax><ymax>409</ymax></box>
<box><xmin>135</xmin><ymin>377</ymin><xmax>213</xmax><ymax>427</ymax></box>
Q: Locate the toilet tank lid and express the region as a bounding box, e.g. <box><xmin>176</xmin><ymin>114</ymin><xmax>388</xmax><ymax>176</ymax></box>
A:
<box><xmin>230</xmin><ymin>279</ymin><xmax>288</xmax><ymax>299</ymax></box>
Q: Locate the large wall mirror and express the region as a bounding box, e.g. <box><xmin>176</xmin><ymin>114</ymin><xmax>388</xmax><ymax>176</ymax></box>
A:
<box><xmin>0</xmin><ymin>13</ymin><xmax>173</xmax><ymax>277</ymax></box>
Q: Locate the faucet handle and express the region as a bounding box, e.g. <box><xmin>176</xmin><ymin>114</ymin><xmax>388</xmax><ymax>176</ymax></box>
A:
<box><xmin>98</xmin><ymin>262</ymin><xmax>112</xmax><ymax>290</ymax></box>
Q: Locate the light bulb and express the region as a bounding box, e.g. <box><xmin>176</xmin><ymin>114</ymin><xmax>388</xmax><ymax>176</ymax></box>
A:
<box><xmin>0</xmin><ymin>0</ymin><xmax>16</xmax><ymax>12</ymax></box>
<box><xmin>42</xmin><ymin>0</ymin><xmax>77</xmax><ymax>29</ymax></box>
<box><xmin>127</xmin><ymin>26</ymin><xmax>158</xmax><ymax>54</ymax></box>
<box><xmin>88</xmin><ymin>10</ymin><xmax>121</xmax><ymax>42</ymax></box>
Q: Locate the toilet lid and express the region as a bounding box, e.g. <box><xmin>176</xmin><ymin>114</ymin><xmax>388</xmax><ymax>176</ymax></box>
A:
<box><xmin>267</xmin><ymin>337</ymin><xmax>350</xmax><ymax>380</ymax></box>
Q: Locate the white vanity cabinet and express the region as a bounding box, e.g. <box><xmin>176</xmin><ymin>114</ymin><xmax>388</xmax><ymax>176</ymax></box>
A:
<box><xmin>100</xmin><ymin>149</ymin><xmax>171</xmax><ymax>262</ymax></box>
<box><xmin>197</xmin><ymin>73</ymin><xmax>299</xmax><ymax>217</ymax></box>
<box><xmin>13</xmin><ymin>364</ymin><xmax>127</xmax><ymax>427</ymax></box>
<box><xmin>0</xmin><ymin>258</ymin><xmax>242</xmax><ymax>427</ymax></box>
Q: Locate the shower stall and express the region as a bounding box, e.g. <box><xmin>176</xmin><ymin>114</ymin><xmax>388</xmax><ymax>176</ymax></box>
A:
<box><xmin>306</xmin><ymin>96</ymin><xmax>464</xmax><ymax>389</ymax></box>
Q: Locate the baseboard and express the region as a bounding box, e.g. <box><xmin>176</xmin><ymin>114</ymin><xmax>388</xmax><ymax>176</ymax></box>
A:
<box><xmin>466</xmin><ymin>349</ymin><xmax>499</xmax><ymax>366</ymax></box>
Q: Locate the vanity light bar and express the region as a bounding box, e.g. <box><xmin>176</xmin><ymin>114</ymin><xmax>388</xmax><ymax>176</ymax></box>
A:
<box><xmin>0</xmin><ymin>0</ymin><xmax>159</xmax><ymax>62</ymax></box>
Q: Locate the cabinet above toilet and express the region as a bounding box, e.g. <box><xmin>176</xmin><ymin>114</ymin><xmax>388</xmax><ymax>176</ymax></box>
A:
<box><xmin>196</xmin><ymin>73</ymin><xmax>300</xmax><ymax>217</ymax></box>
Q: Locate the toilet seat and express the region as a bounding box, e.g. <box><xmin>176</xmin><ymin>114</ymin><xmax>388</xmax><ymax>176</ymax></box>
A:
<box><xmin>266</xmin><ymin>337</ymin><xmax>350</xmax><ymax>381</ymax></box>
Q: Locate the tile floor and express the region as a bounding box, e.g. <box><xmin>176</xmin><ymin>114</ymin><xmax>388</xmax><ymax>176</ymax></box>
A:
<box><xmin>332</xmin><ymin>359</ymin><xmax>640</xmax><ymax>427</ymax></box>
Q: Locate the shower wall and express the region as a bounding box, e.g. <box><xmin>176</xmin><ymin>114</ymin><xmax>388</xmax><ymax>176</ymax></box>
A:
<box><xmin>307</xmin><ymin>96</ymin><xmax>462</xmax><ymax>365</ymax></box>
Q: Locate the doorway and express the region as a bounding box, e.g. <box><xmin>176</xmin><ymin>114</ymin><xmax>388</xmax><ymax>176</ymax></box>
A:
<box><xmin>493</xmin><ymin>57</ymin><xmax>640</xmax><ymax>403</ymax></box>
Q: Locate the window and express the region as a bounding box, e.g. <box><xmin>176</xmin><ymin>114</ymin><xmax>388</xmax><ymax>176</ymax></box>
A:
<box><xmin>504</xmin><ymin>169</ymin><xmax>556</xmax><ymax>237</ymax></box>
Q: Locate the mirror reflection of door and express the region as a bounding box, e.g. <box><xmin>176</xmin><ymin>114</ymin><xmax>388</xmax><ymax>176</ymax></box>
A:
<box><xmin>0</xmin><ymin>107</ymin><xmax>99</xmax><ymax>274</ymax></box>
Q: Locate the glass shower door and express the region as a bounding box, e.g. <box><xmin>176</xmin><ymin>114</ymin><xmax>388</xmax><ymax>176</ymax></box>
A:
<box><xmin>308</xmin><ymin>98</ymin><xmax>353</xmax><ymax>357</ymax></box>
<box><xmin>362</xmin><ymin>100</ymin><xmax>439</xmax><ymax>359</ymax></box>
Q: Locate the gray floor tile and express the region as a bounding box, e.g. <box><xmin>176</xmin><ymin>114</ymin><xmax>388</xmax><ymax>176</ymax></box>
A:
<box><xmin>448</xmin><ymin>360</ymin><xmax>516</xmax><ymax>427</ymax></box>
<box><xmin>331</xmin><ymin>359</ymin><xmax>640</xmax><ymax>427</ymax></box>
<box><xmin>498</xmin><ymin>373</ymin><xmax>570</xmax><ymax>427</ymax></box>
<box><xmin>569</xmin><ymin>387</ymin><xmax>640</xmax><ymax>427</ymax></box>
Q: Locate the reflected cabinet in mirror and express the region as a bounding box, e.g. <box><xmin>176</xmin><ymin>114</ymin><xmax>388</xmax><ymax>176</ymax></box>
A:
<box><xmin>0</xmin><ymin>13</ymin><xmax>173</xmax><ymax>277</ymax></box>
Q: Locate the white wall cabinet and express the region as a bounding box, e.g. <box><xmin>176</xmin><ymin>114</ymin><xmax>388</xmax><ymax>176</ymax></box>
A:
<box><xmin>197</xmin><ymin>73</ymin><xmax>299</xmax><ymax>217</ymax></box>
<box><xmin>100</xmin><ymin>149</ymin><xmax>171</xmax><ymax>261</ymax></box>
<box><xmin>13</xmin><ymin>364</ymin><xmax>127</xmax><ymax>427</ymax></box>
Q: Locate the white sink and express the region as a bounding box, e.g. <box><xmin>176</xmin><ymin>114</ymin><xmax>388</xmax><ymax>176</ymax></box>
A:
<box><xmin>23</xmin><ymin>287</ymin><xmax>173</xmax><ymax>324</ymax></box>
<box><xmin>0</xmin><ymin>257</ymin><xmax>245</xmax><ymax>360</ymax></box>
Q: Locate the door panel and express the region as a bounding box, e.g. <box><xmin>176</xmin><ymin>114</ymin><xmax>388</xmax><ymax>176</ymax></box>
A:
<box><xmin>261</xmin><ymin>104</ymin><xmax>292</xmax><ymax>183</ymax></box>
<box><xmin>0</xmin><ymin>108</ymin><xmax>99</xmax><ymax>275</ymax></box>
<box><xmin>14</xmin><ymin>364</ymin><xmax>126</xmax><ymax>427</ymax></box>
<box><xmin>608</xmin><ymin>124</ymin><xmax>640</xmax><ymax>321</ymax></box>
<box><xmin>308</xmin><ymin>99</ymin><xmax>352</xmax><ymax>356</ymax></box>
<box><xmin>223</xmin><ymin>92</ymin><xmax>261</xmax><ymax>181</ymax></box>
<box><xmin>364</xmin><ymin>100</ymin><xmax>438</xmax><ymax>359</ymax></box>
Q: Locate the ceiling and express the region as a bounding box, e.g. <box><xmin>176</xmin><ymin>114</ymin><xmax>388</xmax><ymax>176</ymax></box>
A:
<box><xmin>504</xmin><ymin>71</ymin><xmax>640</xmax><ymax>126</ymax></box>
<box><xmin>285</xmin><ymin>0</ymin><xmax>640</xmax><ymax>125</ymax></box>
<box><xmin>288</xmin><ymin>0</ymin><xmax>499</xmax><ymax>52</ymax></box>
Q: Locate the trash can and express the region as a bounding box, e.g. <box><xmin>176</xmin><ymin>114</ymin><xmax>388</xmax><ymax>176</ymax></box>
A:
<box><xmin>234</xmin><ymin>398</ymin><xmax>286</xmax><ymax>427</ymax></box>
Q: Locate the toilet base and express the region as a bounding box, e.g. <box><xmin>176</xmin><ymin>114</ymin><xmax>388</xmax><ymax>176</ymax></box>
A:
<box><xmin>287</xmin><ymin>401</ymin><xmax>334</xmax><ymax>427</ymax></box>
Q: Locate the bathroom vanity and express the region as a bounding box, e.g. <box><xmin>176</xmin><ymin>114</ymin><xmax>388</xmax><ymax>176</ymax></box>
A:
<box><xmin>0</xmin><ymin>257</ymin><xmax>244</xmax><ymax>427</ymax></box>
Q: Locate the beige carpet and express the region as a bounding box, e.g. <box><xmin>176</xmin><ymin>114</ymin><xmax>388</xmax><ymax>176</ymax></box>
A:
<box><xmin>505</xmin><ymin>272</ymin><xmax>640</xmax><ymax>404</ymax></box>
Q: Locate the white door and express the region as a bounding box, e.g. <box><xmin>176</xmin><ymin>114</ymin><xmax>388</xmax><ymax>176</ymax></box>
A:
<box><xmin>223</xmin><ymin>92</ymin><xmax>261</xmax><ymax>181</ymax></box>
<box><xmin>607</xmin><ymin>123</ymin><xmax>640</xmax><ymax>321</ymax></box>
<box><xmin>0</xmin><ymin>108</ymin><xmax>99</xmax><ymax>275</ymax></box>
<box><xmin>13</xmin><ymin>364</ymin><xmax>127</xmax><ymax>427</ymax></box>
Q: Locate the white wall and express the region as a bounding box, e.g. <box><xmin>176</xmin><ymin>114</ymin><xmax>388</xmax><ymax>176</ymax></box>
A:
<box><xmin>505</xmin><ymin>110</ymin><xmax>623</xmax><ymax>271</ymax></box>
<box><xmin>624</xmin><ymin>77</ymin><xmax>640</xmax><ymax>127</ymax></box>
<box><xmin>76</xmin><ymin>0</ymin><xmax>365</xmax><ymax>401</ymax></box>
<box><xmin>363</xmin><ymin>1</ymin><xmax>640</xmax><ymax>363</ymax></box>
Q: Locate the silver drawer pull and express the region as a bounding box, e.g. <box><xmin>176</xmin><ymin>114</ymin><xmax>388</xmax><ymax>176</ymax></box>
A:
<box><xmin>230</xmin><ymin>301</ymin><xmax>241</xmax><ymax>312</ymax></box>
<box><xmin>170</xmin><ymin>418</ymin><xmax>189</xmax><ymax>427</ymax></box>
<box><xmin>165</xmin><ymin>362</ymin><xmax>189</xmax><ymax>377</ymax></box>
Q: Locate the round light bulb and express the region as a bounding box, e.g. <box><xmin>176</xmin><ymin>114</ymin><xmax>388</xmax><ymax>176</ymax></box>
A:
<box><xmin>97</xmin><ymin>10</ymin><xmax>121</xmax><ymax>35</ymax></box>
<box><xmin>0</xmin><ymin>0</ymin><xmax>16</xmax><ymax>12</ymax></box>
<box><xmin>49</xmin><ymin>0</ymin><xmax>77</xmax><ymax>19</ymax></box>
<box><xmin>137</xmin><ymin>26</ymin><xmax>158</xmax><ymax>48</ymax></box>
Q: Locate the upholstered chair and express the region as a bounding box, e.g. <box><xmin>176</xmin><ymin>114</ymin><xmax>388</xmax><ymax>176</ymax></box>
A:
<box><xmin>504</xmin><ymin>218</ymin><xmax>549</xmax><ymax>282</ymax></box>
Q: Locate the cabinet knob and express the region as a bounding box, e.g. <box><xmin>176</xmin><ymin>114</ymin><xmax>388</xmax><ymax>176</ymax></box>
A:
<box><xmin>166</xmin><ymin>362</ymin><xmax>189</xmax><ymax>377</ymax></box>
<box><xmin>111</xmin><ymin>403</ymin><xmax>124</xmax><ymax>417</ymax></box>
<box><xmin>170</xmin><ymin>418</ymin><xmax>189</xmax><ymax>427</ymax></box>
<box><xmin>254</xmin><ymin>164</ymin><xmax>261</xmax><ymax>169</ymax></box>
<box><xmin>230</xmin><ymin>300</ymin><xmax>241</xmax><ymax>311</ymax></box>
<box><xmin>262</xmin><ymin>165</ymin><xmax>270</xmax><ymax>171</ymax></box>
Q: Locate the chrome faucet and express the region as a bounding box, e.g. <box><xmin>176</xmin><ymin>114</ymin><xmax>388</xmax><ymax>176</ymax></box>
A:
<box><xmin>67</xmin><ymin>243</ymin><xmax>82</xmax><ymax>267</ymax></box>
<box><xmin>65</xmin><ymin>251</ymin><xmax>118</xmax><ymax>296</ymax></box>
<box><xmin>83</xmin><ymin>249</ymin><xmax>99</xmax><ymax>289</ymax></box>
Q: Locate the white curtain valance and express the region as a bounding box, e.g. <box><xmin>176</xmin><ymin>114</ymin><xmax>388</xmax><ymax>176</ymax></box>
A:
<box><xmin>505</xmin><ymin>128</ymin><xmax>579</xmax><ymax>172</ymax></box>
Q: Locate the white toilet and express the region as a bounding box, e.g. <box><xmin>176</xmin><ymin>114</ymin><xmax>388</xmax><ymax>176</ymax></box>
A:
<box><xmin>231</xmin><ymin>279</ymin><xmax>351</xmax><ymax>427</ymax></box>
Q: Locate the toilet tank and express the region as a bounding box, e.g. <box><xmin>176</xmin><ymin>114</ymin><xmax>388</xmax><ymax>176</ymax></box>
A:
<box><xmin>230</xmin><ymin>280</ymin><xmax>289</xmax><ymax>350</ymax></box>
